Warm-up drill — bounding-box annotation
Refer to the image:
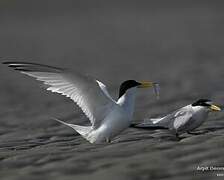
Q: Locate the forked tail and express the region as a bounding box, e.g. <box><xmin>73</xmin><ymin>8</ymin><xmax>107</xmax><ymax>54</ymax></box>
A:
<box><xmin>52</xmin><ymin>118</ymin><xmax>94</xmax><ymax>143</ymax></box>
<box><xmin>150</xmin><ymin>117</ymin><xmax>164</xmax><ymax>124</ymax></box>
<box><xmin>147</xmin><ymin>117</ymin><xmax>170</xmax><ymax>127</ymax></box>
<box><xmin>131</xmin><ymin>117</ymin><xmax>170</xmax><ymax>128</ymax></box>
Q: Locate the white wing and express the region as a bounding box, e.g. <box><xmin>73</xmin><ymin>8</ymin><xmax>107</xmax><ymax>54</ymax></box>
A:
<box><xmin>135</xmin><ymin>106</ymin><xmax>193</xmax><ymax>129</ymax></box>
<box><xmin>3</xmin><ymin>61</ymin><xmax>115</xmax><ymax>128</ymax></box>
<box><xmin>172</xmin><ymin>107</ymin><xmax>193</xmax><ymax>130</ymax></box>
<box><xmin>149</xmin><ymin>106</ymin><xmax>193</xmax><ymax>129</ymax></box>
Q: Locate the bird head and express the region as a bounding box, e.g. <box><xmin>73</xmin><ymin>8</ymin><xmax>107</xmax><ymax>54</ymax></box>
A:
<box><xmin>191</xmin><ymin>99</ymin><xmax>221</xmax><ymax>112</ymax></box>
<box><xmin>118</xmin><ymin>80</ymin><xmax>156</xmax><ymax>98</ymax></box>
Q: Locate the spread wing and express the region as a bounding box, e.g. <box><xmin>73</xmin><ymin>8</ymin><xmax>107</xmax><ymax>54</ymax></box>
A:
<box><xmin>3</xmin><ymin>61</ymin><xmax>115</xmax><ymax>128</ymax></box>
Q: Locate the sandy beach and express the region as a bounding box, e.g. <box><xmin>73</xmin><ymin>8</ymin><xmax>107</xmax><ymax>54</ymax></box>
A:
<box><xmin>1</xmin><ymin>1</ymin><xmax>224</xmax><ymax>179</ymax></box>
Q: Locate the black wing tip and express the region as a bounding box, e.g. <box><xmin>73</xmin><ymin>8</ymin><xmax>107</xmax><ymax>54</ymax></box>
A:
<box><xmin>2</xmin><ymin>61</ymin><xmax>11</xmax><ymax>64</ymax></box>
<box><xmin>130</xmin><ymin>123</ymin><xmax>138</xmax><ymax>127</ymax></box>
<box><xmin>14</xmin><ymin>68</ymin><xmax>33</xmax><ymax>72</ymax></box>
<box><xmin>2</xmin><ymin>61</ymin><xmax>65</xmax><ymax>72</ymax></box>
<box><xmin>130</xmin><ymin>123</ymin><xmax>169</xmax><ymax>129</ymax></box>
<box><xmin>2</xmin><ymin>62</ymin><xmax>29</xmax><ymax>72</ymax></box>
<box><xmin>2</xmin><ymin>61</ymin><xmax>27</xmax><ymax>65</ymax></box>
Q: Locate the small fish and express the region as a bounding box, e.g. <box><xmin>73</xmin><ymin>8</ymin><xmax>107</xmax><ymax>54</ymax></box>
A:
<box><xmin>153</xmin><ymin>83</ymin><xmax>160</xmax><ymax>99</ymax></box>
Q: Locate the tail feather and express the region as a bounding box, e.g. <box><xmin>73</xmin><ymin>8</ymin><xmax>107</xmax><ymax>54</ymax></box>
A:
<box><xmin>141</xmin><ymin>117</ymin><xmax>170</xmax><ymax>128</ymax></box>
<box><xmin>150</xmin><ymin>117</ymin><xmax>164</xmax><ymax>124</ymax></box>
<box><xmin>52</xmin><ymin>118</ymin><xmax>94</xmax><ymax>143</ymax></box>
<box><xmin>131</xmin><ymin>116</ymin><xmax>171</xmax><ymax>129</ymax></box>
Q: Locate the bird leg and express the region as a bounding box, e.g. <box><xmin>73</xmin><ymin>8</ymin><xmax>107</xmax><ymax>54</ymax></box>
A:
<box><xmin>174</xmin><ymin>133</ymin><xmax>185</xmax><ymax>141</ymax></box>
<box><xmin>106</xmin><ymin>138</ymin><xmax>111</xmax><ymax>143</ymax></box>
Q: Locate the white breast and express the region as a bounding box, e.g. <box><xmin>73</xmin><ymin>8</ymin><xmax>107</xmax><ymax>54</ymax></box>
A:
<box><xmin>89</xmin><ymin>106</ymin><xmax>131</xmax><ymax>143</ymax></box>
<box><xmin>188</xmin><ymin>107</ymin><xmax>209</xmax><ymax>131</ymax></box>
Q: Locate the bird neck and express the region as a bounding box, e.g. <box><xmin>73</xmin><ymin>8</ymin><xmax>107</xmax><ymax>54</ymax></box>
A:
<box><xmin>117</xmin><ymin>88</ymin><xmax>137</xmax><ymax>118</ymax></box>
<box><xmin>191</xmin><ymin>105</ymin><xmax>207</xmax><ymax>112</ymax></box>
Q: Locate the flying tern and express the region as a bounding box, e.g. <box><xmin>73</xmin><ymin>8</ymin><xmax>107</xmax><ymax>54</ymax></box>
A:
<box><xmin>3</xmin><ymin>61</ymin><xmax>159</xmax><ymax>143</ymax></box>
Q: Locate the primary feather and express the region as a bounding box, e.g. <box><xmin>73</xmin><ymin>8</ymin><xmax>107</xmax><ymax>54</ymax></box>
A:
<box><xmin>3</xmin><ymin>61</ymin><xmax>115</xmax><ymax>128</ymax></box>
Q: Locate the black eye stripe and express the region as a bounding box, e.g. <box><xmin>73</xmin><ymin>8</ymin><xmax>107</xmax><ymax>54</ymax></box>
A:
<box><xmin>201</xmin><ymin>102</ymin><xmax>210</xmax><ymax>106</ymax></box>
<box><xmin>192</xmin><ymin>99</ymin><xmax>212</xmax><ymax>107</ymax></box>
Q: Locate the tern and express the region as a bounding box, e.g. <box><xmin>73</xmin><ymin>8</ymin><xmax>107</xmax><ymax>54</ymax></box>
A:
<box><xmin>132</xmin><ymin>99</ymin><xmax>221</xmax><ymax>137</ymax></box>
<box><xmin>3</xmin><ymin>61</ymin><xmax>158</xmax><ymax>143</ymax></box>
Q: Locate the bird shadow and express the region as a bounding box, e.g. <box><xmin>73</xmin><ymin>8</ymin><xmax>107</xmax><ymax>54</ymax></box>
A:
<box><xmin>192</xmin><ymin>126</ymin><xmax>224</xmax><ymax>134</ymax></box>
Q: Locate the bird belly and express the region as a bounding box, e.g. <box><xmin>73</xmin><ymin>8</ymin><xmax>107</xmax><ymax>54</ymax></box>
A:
<box><xmin>176</xmin><ymin>112</ymin><xmax>208</xmax><ymax>134</ymax></box>
<box><xmin>92</xmin><ymin>108</ymin><xmax>131</xmax><ymax>143</ymax></box>
<box><xmin>187</xmin><ymin>113</ymin><xmax>208</xmax><ymax>132</ymax></box>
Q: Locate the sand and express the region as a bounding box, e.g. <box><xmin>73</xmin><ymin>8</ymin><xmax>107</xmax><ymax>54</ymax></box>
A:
<box><xmin>0</xmin><ymin>1</ymin><xmax>224</xmax><ymax>179</ymax></box>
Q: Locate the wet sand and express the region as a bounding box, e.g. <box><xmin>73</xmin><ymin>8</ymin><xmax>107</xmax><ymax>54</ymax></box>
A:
<box><xmin>1</xmin><ymin>1</ymin><xmax>224</xmax><ymax>179</ymax></box>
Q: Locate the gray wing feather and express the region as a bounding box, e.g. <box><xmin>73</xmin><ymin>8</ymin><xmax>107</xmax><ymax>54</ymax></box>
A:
<box><xmin>171</xmin><ymin>107</ymin><xmax>193</xmax><ymax>130</ymax></box>
<box><xmin>3</xmin><ymin>61</ymin><xmax>115</xmax><ymax>128</ymax></box>
<box><xmin>139</xmin><ymin>106</ymin><xmax>193</xmax><ymax>130</ymax></box>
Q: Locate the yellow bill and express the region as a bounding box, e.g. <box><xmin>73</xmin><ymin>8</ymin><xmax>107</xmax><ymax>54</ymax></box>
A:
<box><xmin>138</xmin><ymin>81</ymin><xmax>160</xmax><ymax>99</ymax></box>
<box><xmin>210</xmin><ymin>104</ymin><xmax>221</xmax><ymax>111</ymax></box>
<box><xmin>138</xmin><ymin>81</ymin><xmax>154</xmax><ymax>88</ymax></box>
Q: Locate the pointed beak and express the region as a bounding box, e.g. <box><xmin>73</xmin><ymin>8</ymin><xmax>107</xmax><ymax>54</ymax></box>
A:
<box><xmin>138</xmin><ymin>81</ymin><xmax>154</xmax><ymax>88</ymax></box>
<box><xmin>210</xmin><ymin>104</ymin><xmax>221</xmax><ymax>111</ymax></box>
<box><xmin>137</xmin><ymin>81</ymin><xmax>160</xmax><ymax>99</ymax></box>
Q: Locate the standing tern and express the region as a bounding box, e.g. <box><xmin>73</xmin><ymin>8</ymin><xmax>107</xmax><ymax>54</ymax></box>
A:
<box><xmin>3</xmin><ymin>61</ymin><xmax>158</xmax><ymax>143</ymax></box>
<box><xmin>132</xmin><ymin>99</ymin><xmax>221</xmax><ymax>137</ymax></box>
